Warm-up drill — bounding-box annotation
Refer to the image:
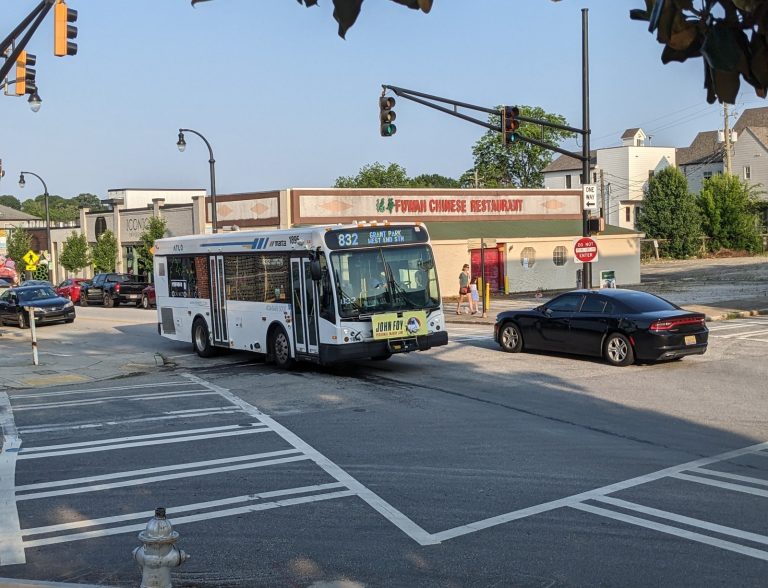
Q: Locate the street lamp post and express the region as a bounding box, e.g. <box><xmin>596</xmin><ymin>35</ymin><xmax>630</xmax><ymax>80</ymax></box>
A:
<box><xmin>18</xmin><ymin>170</ymin><xmax>51</xmax><ymax>280</ymax></box>
<box><xmin>177</xmin><ymin>128</ymin><xmax>218</xmax><ymax>234</ymax></box>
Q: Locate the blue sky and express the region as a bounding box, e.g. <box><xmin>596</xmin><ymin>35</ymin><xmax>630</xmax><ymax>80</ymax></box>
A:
<box><xmin>1</xmin><ymin>0</ymin><xmax>764</xmax><ymax>201</ymax></box>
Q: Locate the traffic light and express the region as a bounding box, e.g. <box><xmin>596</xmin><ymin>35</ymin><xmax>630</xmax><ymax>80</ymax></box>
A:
<box><xmin>379</xmin><ymin>96</ymin><xmax>397</xmax><ymax>137</ymax></box>
<box><xmin>54</xmin><ymin>0</ymin><xmax>78</xmax><ymax>57</ymax></box>
<box><xmin>14</xmin><ymin>51</ymin><xmax>36</xmax><ymax>96</ymax></box>
<box><xmin>501</xmin><ymin>105</ymin><xmax>520</xmax><ymax>145</ymax></box>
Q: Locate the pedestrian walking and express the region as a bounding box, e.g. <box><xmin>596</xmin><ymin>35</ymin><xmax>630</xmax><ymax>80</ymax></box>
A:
<box><xmin>456</xmin><ymin>264</ymin><xmax>472</xmax><ymax>314</ymax></box>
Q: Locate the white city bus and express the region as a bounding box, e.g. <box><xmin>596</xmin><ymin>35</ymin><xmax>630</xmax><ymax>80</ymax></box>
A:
<box><xmin>152</xmin><ymin>222</ymin><xmax>448</xmax><ymax>366</ymax></box>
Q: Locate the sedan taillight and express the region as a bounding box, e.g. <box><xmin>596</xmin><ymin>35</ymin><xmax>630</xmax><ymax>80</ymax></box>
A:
<box><xmin>649</xmin><ymin>317</ymin><xmax>705</xmax><ymax>331</ymax></box>
<box><xmin>114</xmin><ymin>283</ymin><xmax>121</xmax><ymax>293</ymax></box>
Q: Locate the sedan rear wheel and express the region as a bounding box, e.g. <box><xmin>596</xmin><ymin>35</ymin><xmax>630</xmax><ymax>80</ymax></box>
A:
<box><xmin>499</xmin><ymin>322</ymin><xmax>523</xmax><ymax>353</ymax></box>
<box><xmin>142</xmin><ymin>295</ymin><xmax>150</xmax><ymax>309</ymax></box>
<box><xmin>604</xmin><ymin>333</ymin><xmax>634</xmax><ymax>367</ymax></box>
<box><xmin>103</xmin><ymin>293</ymin><xmax>114</xmax><ymax>308</ymax></box>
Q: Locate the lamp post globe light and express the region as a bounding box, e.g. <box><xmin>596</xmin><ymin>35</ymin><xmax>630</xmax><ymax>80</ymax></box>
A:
<box><xmin>176</xmin><ymin>128</ymin><xmax>217</xmax><ymax>234</ymax></box>
<box><xmin>28</xmin><ymin>90</ymin><xmax>42</xmax><ymax>113</ymax></box>
<box><xmin>18</xmin><ymin>170</ymin><xmax>52</xmax><ymax>280</ymax></box>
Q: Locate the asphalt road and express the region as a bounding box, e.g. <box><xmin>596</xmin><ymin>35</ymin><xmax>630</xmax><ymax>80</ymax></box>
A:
<box><xmin>1</xmin><ymin>313</ymin><xmax>767</xmax><ymax>587</ymax></box>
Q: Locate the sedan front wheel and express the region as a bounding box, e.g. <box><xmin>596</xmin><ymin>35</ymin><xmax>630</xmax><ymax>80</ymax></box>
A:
<box><xmin>499</xmin><ymin>322</ymin><xmax>523</xmax><ymax>353</ymax></box>
<box><xmin>603</xmin><ymin>333</ymin><xmax>634</xmax><ymax>367</ymax></box>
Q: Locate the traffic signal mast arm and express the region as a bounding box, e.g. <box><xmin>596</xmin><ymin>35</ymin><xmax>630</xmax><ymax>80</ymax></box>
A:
<box><xmin>381</xmin><ymin>83</ymin><xmax>590</xmax><ymax>163</ymax></box>
<box><xmin>0</xmin><ymin>0</ymin><xmax>54</xmax><ymax>82</ymax></box>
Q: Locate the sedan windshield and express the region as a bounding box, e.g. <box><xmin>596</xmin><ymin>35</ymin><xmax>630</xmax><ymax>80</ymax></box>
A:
<box><xmin>17</xmin><ymin>287</ymin><xmax>57</xmax><ymax>304</ymax></box>
<box><xmin>331</xmin><ymin>245</ymin><xmax>440</xmax><ymax>318</ymax></box>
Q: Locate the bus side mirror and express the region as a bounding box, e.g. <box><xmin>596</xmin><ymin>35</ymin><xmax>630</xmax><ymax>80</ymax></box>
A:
<box><xmin>310</xmin><ymin>259</ymin><xmax>322</xmax><ymax>281</ymax></box>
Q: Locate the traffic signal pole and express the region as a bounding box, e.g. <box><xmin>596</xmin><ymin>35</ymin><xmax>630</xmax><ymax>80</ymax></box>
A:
<box><xmin>0</xmin><ymin>1</ymin><xmax>54</xmax><ymax>82</ymax></box>
<box><xmin>581</xmin><ymin>8</ymin><xmax>592</xmax><ymax>290</ymax></box>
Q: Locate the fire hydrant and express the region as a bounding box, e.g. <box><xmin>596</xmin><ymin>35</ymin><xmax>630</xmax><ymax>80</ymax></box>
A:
<box><xmin>133</xmin><ymin>507</ymin><xmax>189</xmax><ymax>588</ymax></box>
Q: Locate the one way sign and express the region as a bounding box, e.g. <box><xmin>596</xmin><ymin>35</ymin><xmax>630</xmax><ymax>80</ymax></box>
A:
<box><xmin>582</xmin><ymin>185</ymin><xmax>597</xmax><ymax>211</ymax></box>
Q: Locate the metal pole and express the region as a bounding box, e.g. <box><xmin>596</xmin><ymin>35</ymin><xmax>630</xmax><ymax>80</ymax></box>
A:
<box><xmin>28</xmin><ymin>307</ymin><xmax>38</xmax><ymax>366</ymax></box>
<box><xmin>480</xmin><ymin>239</ymin><xmax>486</xmax><ymax>317</ymax></box>
<box><xmin>19</xmin><ymin>171</ymin><xmax>51</xmax><ymax>280</ymax></box>
<box><xmin>179</xmin><ymin>128</ymin><xmax>218</xmax><ymax>234</ymax></box>
<box><xmin>581</xmin><ymin>8</ymin><xmax>592</xmax><ymax>290</ymax></box>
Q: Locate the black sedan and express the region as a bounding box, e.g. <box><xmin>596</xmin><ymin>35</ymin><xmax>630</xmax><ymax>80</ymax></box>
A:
<box><xmin>494</xmin><ymin>289</ymin><xmax>708</xmax><ymax>366</ymax></box>
<box><xmin>0</xmin><ymin>285</ymin><xmax>76</xmax><ymax>328</ymax></box>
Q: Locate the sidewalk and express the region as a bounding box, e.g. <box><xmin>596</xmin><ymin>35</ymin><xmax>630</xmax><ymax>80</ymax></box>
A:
<box><xmin>444</xmin><ymin>292</ymin><xmax>768</xmax><ymax>325</ymax></box>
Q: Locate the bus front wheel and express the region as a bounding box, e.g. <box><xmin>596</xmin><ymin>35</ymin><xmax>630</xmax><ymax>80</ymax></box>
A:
<box><xmin>192</xmin><ymin>318</ymin><xmax>216</xmax><ymax>358</ymax></box>
<box><xmin>270</xmin><ymin>327</ymin><xmax>294</xmax><ymax>369</ymax></box>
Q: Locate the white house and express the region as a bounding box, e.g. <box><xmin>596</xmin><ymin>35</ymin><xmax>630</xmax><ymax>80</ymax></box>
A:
<box><xmin>544</xmin><ymin>128</ymin><xmax>676</xmax><ymax>230</ymax></box>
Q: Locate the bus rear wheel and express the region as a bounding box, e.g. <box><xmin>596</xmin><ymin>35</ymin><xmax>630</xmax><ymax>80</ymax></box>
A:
<box><xmin>270</xmin><ymin>327</ymin><xmax>294</xmax><ymax>369</ymax></box>
<box><xmin>192</xmin><ymin>318</ymin><xmax>216</xmax><ymax>358</ymax></box>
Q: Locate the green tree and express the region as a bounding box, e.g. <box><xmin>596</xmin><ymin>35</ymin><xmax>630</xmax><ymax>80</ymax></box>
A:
<box><xmin>72</xmin><ymin>193</ymin><xmax>104</xmax><ymax>212</ymax></box>
<box><xmin>464</xmin><ymin>105</ymin><xmax>575</xmax><ymax>189</ymax></box>
<box><xmin>6</xmin><ymin>227</ymin><xmax>32</xmax><ymax>268</ymax></box>
<box><xmin>136</xmin><ymin>216</ymin><xmax>168</xmax><ymax>277</ymax></box>
<box><xmin>59</xmin><ymin>231</ymin><xmax>91</xmax><ymax>275</ymax></box>
<box><xmin>637</xmin><ymin>167</ymin><xmax>703</xmax><ymax>259</ymax></box>
<box><xmin>91</xmin><ymin>229</ymin><xmax>118</xmax><ymax>273</ymax></box>
<box><xmin>0</xmin><ymin>195</ymin><xmax>21</xmax><ymax>210</ymax></box>
<box><xmin>21</xmin><ymin>195</ymin><xmax>79</xmax><ymax>223</ymax></box>
<box><xmin>335</xmin><ymin>162</ymin><xmax>411</xmax><ymax>188</ymax></box>
<box><xmin>697</xmin><ymin>174</ymin><xmax>762</xmax><ymax>253</ymax></box>
<box><xmin>409</xmin><ymin>173</ymin><xmax>460</xmax><ymax>188</ymax></box>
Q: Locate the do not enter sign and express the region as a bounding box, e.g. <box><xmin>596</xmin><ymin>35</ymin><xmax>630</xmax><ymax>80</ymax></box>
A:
<box><xmin>574</xmin><ymin>237</ymin><xmax>598</xmax><ymax>263</ymax></box>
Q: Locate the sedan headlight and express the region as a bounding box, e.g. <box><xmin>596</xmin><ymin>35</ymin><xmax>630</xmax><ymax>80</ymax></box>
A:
<box><xmin>64</xmin><ymin>301</ymin><xmax>74</xmax><ymax>309</ymax></box>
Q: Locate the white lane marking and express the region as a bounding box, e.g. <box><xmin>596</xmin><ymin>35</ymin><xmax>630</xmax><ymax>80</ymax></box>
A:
<box><xmin>594</xmin><ymin>496</ymin><xmax>768</xmax><ymax>546</ymax></box>
<box><xmin>431</xmin><ymin>441</ymin><xmax>768</xmax><ymax>542</ymax></box>
<box><xmin>24</xmin><ymin>491</ymin><xmax>355</xmax><ymax>548</ymax></box>
<box><xmin>707</xmin><ymin>321</ymin><xmax>768</xmax><ymax>332</ymax></box>
<box><xmin>571</xmin><ymin>503</ymin><xmax>768</xmax><ymax>562</ymax></box>
<box><xmin>18</xmin><ymin>428</ymin><xmax>269</xmax><ymax>460</ymax></box>
<box><xmin>11</xmin><ymin>381</ymin><xmax>191</xmax><ymax>399</ymax></box>
<box><xmin>671</xmin><ymin>473</ymin><xmax>768</xmax><ymax>498</ymax></box>
<box><xmin>184</xmin><ymin>373</ymin><xmax>440</xmax><ymax>546</ymax></box>
<box><xmin>11</xmin><ymin>391</ymin><xmax>217</xmax><ymax>411</ymax></box>
<box><xmin>0</xmin><ymin>392</ymin><xmax>24</xmax><ymax>566</ymax></box>
<box><xmin>16</xmin><ymin>449</ymin><xmax>301</xmax><ymax>491</ymax></box>
<box><xmin>17</xmin><ymin>455</ymin><xmax>309</xmax><ymax>501</ymax></box>
<box><xmin>717</xmin><ymin>329</ymin><xmax>768</xmax><ymax>339</ymax></box>
<box><xmin>17</xmin><ymin>407</ymin><xmax>243</xmax><ymax>434</ymax></box>
<box><xmin>22</xmin><ymin>482</ymin><xmax>348</xmax><ymax>537</ymax></box>
<box><xmin>21</xmin><ymin>424</ymin><xmax>265</xmax><ymax>453</ymax></box>
<box><xmin>692</xmin><ymin>467</ymin><xmax>768</xmax><ymax>487</ymax></box>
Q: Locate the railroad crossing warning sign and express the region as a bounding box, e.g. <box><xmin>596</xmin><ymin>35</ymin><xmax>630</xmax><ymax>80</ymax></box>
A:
<box><xmin>22</xmin><ymin>250</ymin><xmax>40</xmax><ymax>270</ymax></box>
<box><xmin>574</xmin><ymin>237</ymin><xmax>598</xmax><ymax>263</ymax></box>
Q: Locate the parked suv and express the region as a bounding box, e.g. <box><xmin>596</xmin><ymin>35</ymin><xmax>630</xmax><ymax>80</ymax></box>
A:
<box><xmin>80</xmin><ymin>273</ymin><xmax>149</xmax><ymax>307</ymax></box>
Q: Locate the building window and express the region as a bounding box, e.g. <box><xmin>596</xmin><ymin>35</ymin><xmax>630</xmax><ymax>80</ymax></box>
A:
<box><xmin>625</xmin><ymin>207</ymin><xmax>631</xmax><ymax>223</ymax></box>
<box><xmin>635</xmin><ymin>206</ymin><xmax>642</xmax><ymax>228</ymax></box>
<box><xmin>592</xmin><ymin>172</ymin><xmax>598</xmax><ymax>183</ymax></box>
<box><xmin>520</xmin><ymin>247</ymin><xmax>536</xmax><ymax>268</ymax></box>
<box><xmin>552</xmin><ymin>246</ymin><xmax>567</xmax><ymax>266</ymax></box>
<box><xmin>703</xmin><ymin>171</ymin><xmax>712</xmax><ymax>179</ymax></box>
<box><xmin>648</xmin><ymin>170</ymin><xmax>655</xmax><ymax>180</ymax></box>
<box><xmin>744</xmin><ymin>166</ymin><xmax>751</xmax><ymax>180</ymax></box>
<box><xmin>565</xmin><ymin>175</ymin><xmax>572</xmax><ymax>189</ymax></box>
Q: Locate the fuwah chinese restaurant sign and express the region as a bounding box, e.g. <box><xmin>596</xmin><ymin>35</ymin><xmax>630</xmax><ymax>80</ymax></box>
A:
<box><xmin>292</xmin><ymin>189</ymin><xmax>582</xmax><ymax>224</ymax></box>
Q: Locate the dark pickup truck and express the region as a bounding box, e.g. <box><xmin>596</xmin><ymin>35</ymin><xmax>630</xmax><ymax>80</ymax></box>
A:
<box><xmin>80</xmin><ymin>273</ymin><xmax>150</xmax><ymax>307</ymax></box>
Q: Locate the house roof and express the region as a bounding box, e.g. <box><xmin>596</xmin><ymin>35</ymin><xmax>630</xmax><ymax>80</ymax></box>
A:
<box><xmin>541</xmin><ymin>150</ymin><xmax>597</xmax><ymax>173</ymax></box>
<box><xmin>744</xmin><ymin>126</ymin><xmax>768</xmax><ymax>150</ymax></box>
<box><xmin>676</xmin><ymin>130</ymin><xmax>723</xmax><ymax>166</ymax></box>
<box><xmin>621</xmin><ymin>128</ymin><xmax>641</xmax><ymax>139</ymax></box>
<box><xmin>0</xmin><ymin>204</ymin><xmax>40</xmax><ymax>221</ymax></box>
<box><xmin>733</xmin><ymin>107</ymin><xmax>768</xmax><ymax>133</ymax></box>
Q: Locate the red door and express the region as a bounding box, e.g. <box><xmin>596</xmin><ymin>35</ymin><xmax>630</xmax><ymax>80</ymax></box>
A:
<box><xmin>470</xmin><ymin>247</ymin><xmax>504</xmax><ymax>292</ymax></box>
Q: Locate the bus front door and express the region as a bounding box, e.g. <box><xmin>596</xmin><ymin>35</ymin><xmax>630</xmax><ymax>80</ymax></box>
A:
<box><xmin>209</xmin><ymin>255</ymin><xmax>228</xmax><ymax>346</ymax></box>
<box><xmin>290</xmin><ymin>257</ymin><xmax>319</xmax><ymax>359</ymax></box>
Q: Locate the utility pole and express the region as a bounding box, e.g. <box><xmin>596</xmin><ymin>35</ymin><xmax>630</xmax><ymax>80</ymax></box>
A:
<box><xmin>723</xmin><ymin>103</ymin><xmax>733</xmax><ymax>176</ymax></box>
<box><xmin>581</xmin><ymin>8</ymin><xmax>592</xmax><ymax>289</ymax></box>
<box><xmin>600</xmin><ymin>169</ymin><xmax>605</xmax><ymax>221</ymax></box>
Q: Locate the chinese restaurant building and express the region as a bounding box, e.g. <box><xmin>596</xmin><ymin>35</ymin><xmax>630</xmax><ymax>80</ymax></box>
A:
<box><xmin>204</xmin><ymin>188</ymin><xmax>643</xmax><ymax>295</ymax></box>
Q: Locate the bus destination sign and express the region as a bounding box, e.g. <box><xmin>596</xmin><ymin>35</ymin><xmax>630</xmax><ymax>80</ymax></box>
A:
<box><xmin>325</xmin><ymin>226</ymin><xmax>429</xmax><ymax>250</ymax></box>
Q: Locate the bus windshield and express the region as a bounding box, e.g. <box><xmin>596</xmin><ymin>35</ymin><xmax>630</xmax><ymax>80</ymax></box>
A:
<box><xmin>331</xmin><ymin>245</ymin><xmax>440</xmax><ymax>318</ymax></box>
